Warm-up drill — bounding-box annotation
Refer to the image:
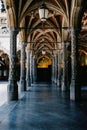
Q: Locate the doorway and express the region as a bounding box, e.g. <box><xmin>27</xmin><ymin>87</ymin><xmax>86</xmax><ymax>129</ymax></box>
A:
<box><xmin>36</xmin><ymin>56</ymin><xmax>52</xmax><ymax>82</ymax></box>
<box><xmin>37</xmin><ymin>65</ymin><xmax>52</xmax><ymax>82</ymax></box>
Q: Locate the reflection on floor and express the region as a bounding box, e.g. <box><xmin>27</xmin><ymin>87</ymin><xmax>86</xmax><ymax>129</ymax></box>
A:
<box><xmin>0</xmin><ymin>82</ymin><xmax>24</xmax><ymax>106</ymax></box>
<box><xmin>0</xmin><ymin>81</ymin><xmax>7</xmax><ymax>106</ymax></box>
<box><xmin>0</xmin><ymin>82</ymin><xmax>87</xmax><ymax>130</ymax></box>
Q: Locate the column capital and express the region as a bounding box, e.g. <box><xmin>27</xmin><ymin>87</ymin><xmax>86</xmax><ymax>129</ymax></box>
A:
<box><xmin>26</xmin><ymin>43</ymin><xmax>31</xmax><ymax>50</ymax></box>
<box><xmin>62</xmin><ymin>42</ymin><xmax>70</xmax><ymax>49</ymax></box>
<box><xmin>70</xmin><ymin>27</ymin><xmax>79</xmax><ymax>36</ymax></box>
<box><xmin>20</xmin><ymin>41</ymin><xmax>27</xmax><ymax>49</ymax></box>
<box><xmin>53</xmin><ymin>50</ymin><xmax>58</xmax><ymax>56</ymax></box>
<box><xmin>33</xmin><ymin>55</ymin><xmax>36</xmax><ymax>59</ymax></box>
<box><xmin>9</xmin><ymin>27</ymin><xmax>19</xmax><ymax>34</ymax></box>
<box><xmin>57</xmin><ymin>43</ymin><xmax>62</xmax><ymax>50</ymax></box>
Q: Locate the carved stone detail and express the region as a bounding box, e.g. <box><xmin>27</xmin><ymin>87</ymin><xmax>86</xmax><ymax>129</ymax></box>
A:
<box><xmin>20</xmin><ymin>42</ymin><xmax>26</xmax><ymax>91</ymax></box>
<box><xmin>52</xmin><ymin>56</ymin><xmax>55</xmax><ymax>82</ymax></box>
<box><xmin>57</xmin><ymin>50</ymin><xmax>62</xmax><ymax>87</ymax></box>
<box><xmin>8</xmin><ymin>28</ymin><xmax>18</xmax><ymax>101</ymax></box>
<box><xmin>70</xmin><ymin>28</ymin><xmax>80</xmax><ymax>101</ymax></box>
<box><xmin>32</xmin><ymin>56</ymin><xmax>36</xmax><ymax>83</ymax></box>
<box><xmin>30</xmin><ymin>51</ymin><xmax>33</xmax><ymax>84</ymax></box>
<box><xmin>26</xmin><ymin>48</ymin><xmax>31</xmax><ymax>88</ymax></box>
<box><xmin>62</xmin><ymin>42</ymin><xmax>68</xmax><ymax>91</ymax></box>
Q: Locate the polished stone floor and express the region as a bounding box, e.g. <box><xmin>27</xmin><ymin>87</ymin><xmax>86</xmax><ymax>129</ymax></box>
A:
<box><xmin>0</xmin><ymin>82</ymin><xmax>87</xmax><ymax>130</ymax></box>
<box><xmin>0</xmin><ymin>81</ymin><xmax>7</xmax><ymax>106</ymax></box>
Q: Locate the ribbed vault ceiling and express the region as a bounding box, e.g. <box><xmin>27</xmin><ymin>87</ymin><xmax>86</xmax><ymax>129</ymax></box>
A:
<box><xmin>4</xmin><ymin>0</ymin><xmax>87</xmax><ymax>60</ymax></box>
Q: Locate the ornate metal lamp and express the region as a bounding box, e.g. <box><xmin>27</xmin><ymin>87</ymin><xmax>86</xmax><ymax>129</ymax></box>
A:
<box><xmin>42</xmin><ymin>50</ymin><xmax>46</xmax><ymax>55</ymax></box>
<box><xmin>39</xmin><ymin>2</ymin><xmax>48</xmax><ymax>22</ymax></box>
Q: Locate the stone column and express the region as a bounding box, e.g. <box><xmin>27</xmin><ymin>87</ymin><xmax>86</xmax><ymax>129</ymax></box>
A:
<box><xmin>20</xmin><ymin>42</ymin><xmax>26</xmax><ymax>91</ymax></box>
<box><xmin>56</xmin><ymin>51</ymin><xmax>58</xmax><ymax>84</ymax></box>
<box><xmin>70</xmin><ymin>28</ymin><xmax>80</xmax><ymax>101</ymax></box>
<box><xmin>30</xmin><ymin>51</ymin><xmax>33</xmax><ymax>84</ymax></box>
<box><xmin>32</xmin><ymin>56</ymin><xmax>36</xmax><ymax>83</ymax></box>
<box><xmin>52</xmin><ymin>51</ymin><xmax>57</xmax><ymax>84</ymax></box>
<box><xmin>66</xmin><ymin>42</ymin><xmax>71</xmax><ymax>90</ymax></box>
<box><xmin>52</xmin><ymin>56</ymin><xmax>55</xmax><ymax>82</ymax></box>
<box><xmin>7</xmin><ymin>28</ymin><xmax>18</xmax><ymax>101</ymax></box>
<box><xmin>62</xmin><ymin>42</ymin><xmax>67</xmax><ymax>91</ymax></box>
<box><xmin>26</xmin><ymin>44</ymin><xmax>31</xmax><ymax>88</ymax></box>
<box><xmin>54</xmin><ymin>51</ymin><xmax>58</xmax><ymax>84</ymax></box>
<box><xmin>54</xmin><ymin>53</ymin><xmax>56</xmax><ymax>83</ymax></box>
<box><xmin>57</xmin><ymin>50</ymin><xmax>62</xmax><ymax>87</ymax></box>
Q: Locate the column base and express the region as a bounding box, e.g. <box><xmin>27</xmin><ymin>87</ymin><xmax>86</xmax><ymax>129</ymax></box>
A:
<box><xmin>62</xmin><ymin>81</ymin><xmax>65</xmax><ymax>91</ymax></box>
<box><xmin>61</xmin><ymin>79</ymin><xmax>67</xmax><ymax>91</ymax></box>
<box><xmin>70</xmin><ymin>79</ymin><xmax>76</xmax><ymax>100</ymax></box>
<box><xmin>57</xmin><ymin>80</ymin><xmax>61</xmax><ymax>87</ymax></box>
<box><xmin>26</xmin><ymin>79</ymin><xmax>31</xmax><ymax>88</ymax></box>
<box><xmin>20</xmin><ymin>79</ymin><xmax>26</xmax><ymax>91</ymax></box>
<box><xmin>7</xmin><ymin>81</ymin><xmax>18</xmax><ymax>101</ymax></box>
<box><xmin>54</xmin><ymin>80</ymin><xmax>56</xmax><ymax>84</ymax></box>
<box><xmin>70</xmin><ymin>79</ymin><xmax>81</xmax><ymax>101</ymax></box>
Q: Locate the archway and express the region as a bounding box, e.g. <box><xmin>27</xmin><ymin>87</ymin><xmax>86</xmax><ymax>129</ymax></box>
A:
<box><xmin>36</xmin><ymin>55</ymin><xmax>52</xmax><ymax>82</ymax></box>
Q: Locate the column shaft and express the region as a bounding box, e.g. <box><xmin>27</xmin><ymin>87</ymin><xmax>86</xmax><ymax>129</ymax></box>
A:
<box><xmin>57</xmin><ymin>50</ymin><xmax>61</xmax><ymax>87</ymax></box>
<box><xmin>26</xmin><ymin>47</ymin><xmax>31</xmax><ymax>88</ymax></box>
<box><xmin>62</xmin><ymin>43</ymin><xmax>67</xmax><ymax>91</ymax></box>
<box><xmin>54</xmin><ymin>53</ymin><xmax>58</xmax><ymax>84</ymax></box>
<box><xmin>20</xmin><ymin>42</ymin><xmax>26</xmax><ymax>91</ymax></box>
<box><xmin>52</xmin><ymin>57</ymin><xmax>55</xmax><ymax>82</ymax></box>
<box><xmin>30</xmin><ymin>52</ymin><xmax>33</xmax><ymax>84</ymax></box>
<box><xmin>32</xmin><ymin>56</ymin><xmax>36</xmax><ymax>83</ymax></box>
<box><xmin>7</xmin><ymin>28</ymin><xmax>18</xmax><ymax>101</ymax></box>
<box><xmin>70</xmin><ymin>28</ymin><xmax>80</xmax><ymax>101</ymax></box>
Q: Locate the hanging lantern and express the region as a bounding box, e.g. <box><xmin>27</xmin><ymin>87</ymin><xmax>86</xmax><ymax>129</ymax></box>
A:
<box><xmin>39</xmin><ymin>3</ymin><xmax>48</xmax><ymax>22</ymax></box>
<box><xmin>42</xmin><ymin>50</ymin><xmax>46</xmax><ymax>55</ymax></box>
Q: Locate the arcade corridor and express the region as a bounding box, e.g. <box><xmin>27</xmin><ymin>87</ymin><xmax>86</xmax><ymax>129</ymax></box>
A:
<box><xmin>0</xmin><ymin>0</ymin><xmax>87</xmax><ymax>102</ymax></box>
<box><xmin>0</xmin><ymin>82</ymin><xmax>87</xmax><ymax>130</ymax></box>
<box><xmin>0</xmin><ymin>0</ymin><xmax>87</xmax><ymax>129</ymax></box>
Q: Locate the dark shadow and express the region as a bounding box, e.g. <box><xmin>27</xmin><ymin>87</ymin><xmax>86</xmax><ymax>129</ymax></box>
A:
<box><xmin>36</xmin><ymin>65</ymin><xmax>52</xmax><ymax>83</ymax></box>
<box><xmin>79</xmin><ymin>66</ymin><xmax>87</xmax><ymax>101</ymax></box>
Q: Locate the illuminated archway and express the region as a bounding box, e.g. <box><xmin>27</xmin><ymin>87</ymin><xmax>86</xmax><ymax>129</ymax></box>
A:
<box><xmin>37</xmin><ymin>55</ymin><xmax>52</xmax><ymax>68</ymax></box>
<box><xmin>36</xmin><ymin>55</ymin><xmax>52</xmax><ymax>82</ymax></box>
